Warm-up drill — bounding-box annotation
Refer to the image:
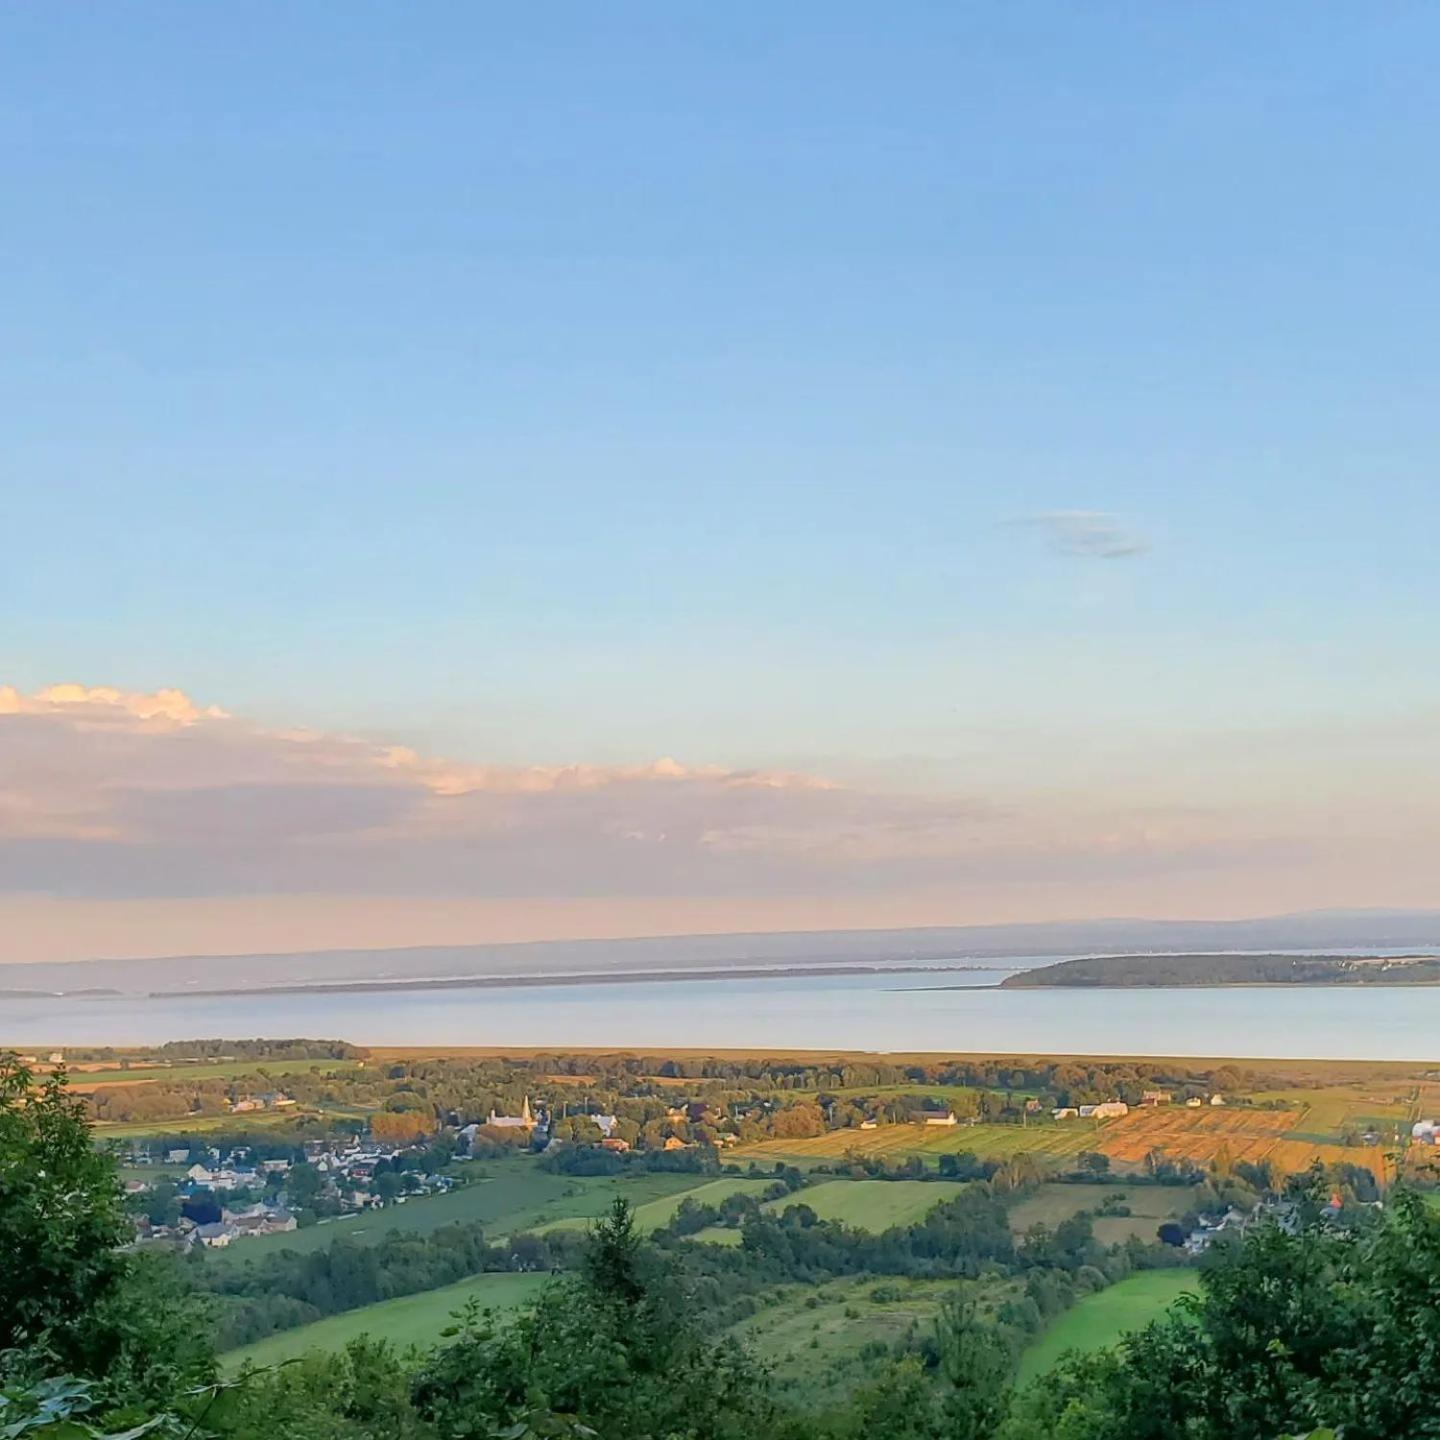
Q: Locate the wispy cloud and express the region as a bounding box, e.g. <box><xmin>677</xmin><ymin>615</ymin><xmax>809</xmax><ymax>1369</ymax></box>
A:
<box><xmin>1009</xmin><ymin>510</ymin><xmax>1151</xmax><ymax>559</ymax></box>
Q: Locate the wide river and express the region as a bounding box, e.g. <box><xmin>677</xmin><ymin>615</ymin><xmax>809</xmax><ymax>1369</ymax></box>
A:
<box><xmin>5</xmin><ymin>968</ymin><xmax>1440</xmax><ymax>1060</ymax></box>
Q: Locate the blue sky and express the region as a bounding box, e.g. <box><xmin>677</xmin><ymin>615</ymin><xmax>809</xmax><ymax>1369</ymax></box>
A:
<box><xmin>3</xmin><ymin>6</ymin><xmax>1438</xmax><ymax>959</ymax></box>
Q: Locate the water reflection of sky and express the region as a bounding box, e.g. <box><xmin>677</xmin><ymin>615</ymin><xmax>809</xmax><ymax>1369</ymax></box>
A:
<box><xmin>3</xmin><ymin>968</ymin><xmax>1438</xmax><ymax>1060</ymax></box>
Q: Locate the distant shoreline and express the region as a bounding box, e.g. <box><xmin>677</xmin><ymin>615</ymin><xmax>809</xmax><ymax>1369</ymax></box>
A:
<box><xmin>0</xmin><ymin>960</ymin><xmax>1009</xmax><ymax>1003</ymax></box>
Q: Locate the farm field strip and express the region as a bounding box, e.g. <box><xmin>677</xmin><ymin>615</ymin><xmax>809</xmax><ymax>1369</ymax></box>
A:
<box><xmin>208</xmin><ymin>1159</ymin><xmax>708</xmax><ymax>1262</ymax></box>
<box><xmin>538</xmin><ymin>1176</ymin><xmax>773</xmax><ymax>1236</ymax></box>
<box><xmin>222</xmin><ymin>1270</ymin><xmax>550</xmax><ymax>1369</ymax></box>
<box><xmin>764</xmin><ymin>1179</ymin><xmax>969</xmax><ymax>1230</ymax></box>
<box><xmin>733</xmin><ymin>1121</ymin><xmax>1095</xmax><ymax>1166</ymax></box>
<box><xmin>1094</xmin><ymin>1108</ymin><xmax>1301</xmax><ymax>1164</ymax></box>
<box><xmin>1093</xmin><ymin>1106</ymin><xmax>1393</xmax><ymax>1183</ymax></box>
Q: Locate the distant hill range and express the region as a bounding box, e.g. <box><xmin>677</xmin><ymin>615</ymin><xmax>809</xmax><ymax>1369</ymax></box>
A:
<box><xmin>1002</xmin><ymin>951</ymin><xmax>1440</xmax><ymax>988</ymax></box>
<box><xmin>3</xmin><ymin>908</ymin><xmax>1440</xmax><ymax>999</ymax></box>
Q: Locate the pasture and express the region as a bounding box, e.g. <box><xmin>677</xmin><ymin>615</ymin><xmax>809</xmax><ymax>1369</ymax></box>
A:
<box><xmin>730</xmin><ymin>1276</ymin><xmax>955</xmax><ymax>1404</ymax></box>
<box><xmin>538</xmin><ymin>1175</ymin><xmax>773</xmax><ymax>1236</ymax></box>
<box><xmin>65</xmin><ymin>1057</ymin><xmax>358</xmax><ymax>1090</ymax></box>
<box><xmin>1016</xmin><ymin>1270</ymin><xmax>1199</xmax><ymax>1385</ymax></box>
<box><xmin>765</xmin><ymin>1179</ymin><xmax>968</xmax><ymax>1230</ymax></box>
<box><xmin>209</xmin><ymin>1157</ymin><xmax>705</xmax><ymax>1262</ymax></box>
<box><xmin>1006</xmin><ymin>1183</ymin><xmax>1197</xmax><ymax>1246</ymax></box>
<box><xmin>222</xmin><ymin>1270</ymin><xmax>550</xmax><ymax>1369</ymax></box>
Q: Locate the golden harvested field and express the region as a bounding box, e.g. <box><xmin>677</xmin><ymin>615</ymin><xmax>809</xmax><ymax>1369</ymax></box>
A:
<box><xmin>733</xmin><ymin>1121</ymin><xmax>1096</xmax><ymax>1168</ymax></box>
<box><xmin>1096</xmin><ymin>1107</ymin><xmax>1299</xmax><ymax>1165</ymax></box>
<box><xmin>1093</xmin><ymin>1106</ymin><xmax>1393</xmax><ymax>1184</ymax></box>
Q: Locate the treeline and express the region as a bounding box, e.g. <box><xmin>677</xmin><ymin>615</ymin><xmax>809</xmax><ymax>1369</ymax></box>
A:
<box><xmin>198</xmin><ymin>1223</ymin><xmax>584</xmax><ymax>1350</ymax></box>
<box><xmin>91</xmin><ymin>1043</ymin><xmax>1412</xmax><ymax>1149</ymax></box>
<box><xmin>154</xmin><ymin>1039</ymin><xmax>367</xmax><ymax>1060</ymax></box>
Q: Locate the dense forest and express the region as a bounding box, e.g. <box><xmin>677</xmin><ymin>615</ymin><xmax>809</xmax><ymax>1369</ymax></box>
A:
<box><xmin>5</xmin><ymin>1047</ymin><xmax>1437</xmax><ymax>1439</ymax></box>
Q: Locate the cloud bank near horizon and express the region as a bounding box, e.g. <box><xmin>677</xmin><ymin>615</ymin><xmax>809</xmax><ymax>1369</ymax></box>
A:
<box><xmin>1</xmin><ymin>681</ymin><xmax>1435</xmax><ymax>963</ymax></box>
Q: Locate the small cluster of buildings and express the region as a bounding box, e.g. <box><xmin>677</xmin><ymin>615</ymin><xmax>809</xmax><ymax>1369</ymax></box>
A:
<box><xmin>228</xmin><ymin>1091</ymin><xmax>297</xmax><ymax>1114</ymax></box>
<box><xmin>1052</xmin><ymin>1092</ymin><xmax>1224</xmax><ymax>1121</ymax></box>
<box><xmin>168</xmin><ymin>1204</ymin><xmax>300</xmax><ymax>1250</ymax></box>
<box><xmin>1052</xmin><ymin>1101</ymin><xmax>1130</xmax><ymax>1120</ymax></box>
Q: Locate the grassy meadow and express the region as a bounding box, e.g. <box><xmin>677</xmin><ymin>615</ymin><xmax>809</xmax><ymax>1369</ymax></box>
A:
<box><xmin>537</xmin><ymin>1175</ymin><xmax>774</xmax><ymax>1236</ymax></box>
<box><xmin>1016</xmin><ymin>1270</ymin><xmax>1199</xmax><ymax>1385</ymax></box>
<box><xmin>210</xmin><ymin>1157</ymin><xmax>705</xmax><ymax>1263</ymax></box>
<box><xmin>764</xmin><ymin>1178</ymin><xmax>969</xmax><ymax>1229</ymax></box>
<box><xmin>223</xmin><ymin>1270</ymin><xmax>551</xmax><ymax>1370</ymax></box>
<box><xmin>1006</xmin><ymin>1182</ymin><xmax>1197</xmax><ymax>1245</ymax></box>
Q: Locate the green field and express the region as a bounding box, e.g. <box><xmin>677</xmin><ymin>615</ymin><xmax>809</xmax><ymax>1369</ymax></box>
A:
<box><xmin>731</xmin><ymin>1276</ymin><xmax>955</xmax><ymax>1403</ymax></box>
<box><xmin>689</xmin><ymin>1224</ymin><xmax>743</xmax><ymax>1246</ymax></box>
<box><xmin>539</xmin><ymin>1176</ymin><xmax>773</xmax><ymax>1236</ymax></box>
<box><xmin>93</xmin><ymin>1111</ymin><xmax>317</xmax><ymax>1140</ymax></box>
<box><xmin>1007</xmin><ymin>1183</ymin><xmax>1197</xmax><ymax>1246</ymax></box>
<box><xmin>1016</xmin><ymin>1270</ymin><xmax>1199</xmax><ymax>1385</ymax></box>
<box><xmin>71</xmin><ymin>1058</ymin><xmax>359</xmax><ymax>1087</ymax></box>
<box><xmin>766</xmin><ymin>1179</ymin><xmax>968</xmax><ymax>1230</ymax></box>
<box><xmin>223</xmin><ymin>1270</ymin><xmax>551</xmax><ymax>1370</ymax></box>
<box><xmin>210</xmin><ymin>1158</ymin><xmax>706</xmax><ymax>1263</ymax></box>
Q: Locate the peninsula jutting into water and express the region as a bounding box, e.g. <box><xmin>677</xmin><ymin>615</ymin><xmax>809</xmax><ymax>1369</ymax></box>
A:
<box><xmin>1002</xmin><ymin>952</ymin><xmax>1440</xmax><ymax>988</ymax></box>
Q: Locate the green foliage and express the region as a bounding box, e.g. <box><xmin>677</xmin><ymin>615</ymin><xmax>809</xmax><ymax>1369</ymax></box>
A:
<box><xmin>0</xmin><ymin>1375</ymin><xmax>183</xmax><ymax>1439</ymax></box>
<box><xmin>205</xmin><ymin>1340</ymin><xmax>431</xmax><ymax>1440</ymax></box>
<box><xmin>0</xmin><ymin>1055</ymin><xmax>215</xmax><ymax>1408</ymax></box>
<box><xmin>0</xmin><ymin>1057</ymin><xmax>132</xmax><ymax>1365</ymax></box>
<box><xmin>999</xmin><ymin>1190</ymin><xmax>1440</xmax><ymax>1440</ymax></box>
<box><xmin>413</xmin><ymin>1199</ymin><xmax>779</xmax><ymax>1440</ymax></box>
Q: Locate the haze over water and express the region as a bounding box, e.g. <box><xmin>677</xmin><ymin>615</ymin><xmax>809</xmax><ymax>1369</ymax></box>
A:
<box><xmin>7</xmin><ymin>968</ymin><xmax>1440</xmax><ymax>1062</ymax></box>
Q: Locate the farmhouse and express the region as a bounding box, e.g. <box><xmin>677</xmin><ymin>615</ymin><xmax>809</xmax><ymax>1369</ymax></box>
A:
<box><xmin>921</xmin><ymin>1109</ymin><xmax>957</xmax><ymax>1126</ymax></box>
<box><xmin>1052</xmin><ymin>1107</ymin><xmax>1079</xmax><ymax>1120</ymax></box>
<box><xmin>1141</xmin><ymin>1090</ymin><xmax>1173</xmax><ymax>1106</ymax></box>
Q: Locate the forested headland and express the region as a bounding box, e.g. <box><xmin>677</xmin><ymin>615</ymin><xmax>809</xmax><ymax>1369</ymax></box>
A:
<box><xmin>1001</xmin><ymin>952</ymin><xmax>1440</xmax><ymax>987</ymax></box>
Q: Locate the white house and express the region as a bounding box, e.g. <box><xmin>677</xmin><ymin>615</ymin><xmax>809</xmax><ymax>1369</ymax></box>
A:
<box><xmin>921</xmin><ymin>1109</ymin><xmax>957</xmax><ymax>1127</ymax></box>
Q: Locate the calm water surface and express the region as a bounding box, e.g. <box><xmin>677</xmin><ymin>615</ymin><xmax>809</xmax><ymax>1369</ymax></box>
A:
<box><xmin>4</xmin><ymin>969</ymin><xmax>1439</xmax><ymax>1060</ymax></box>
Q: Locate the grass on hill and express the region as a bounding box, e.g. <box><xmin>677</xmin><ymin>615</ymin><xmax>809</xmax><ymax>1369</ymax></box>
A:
<box><xmin>222</xmin><ymin>1270</ymin><xmax>551</xmax><ymax>1369</ymax></box>
<box><xmin>765</xmin><ymin>1179</ymin><xmax>969</xmax><ymax>1230</ymax></box>
<box><xmin>67</xmin><ymin>1058</ymin><xmax>360</xmax><ymax>1089</ymax></box>
<box><xmin>730</xmin><ymin>1275</ymin><xmax>958</xmax><ymax>1404</ymax></box>
<box><xmin>1006</xmin><ymin>1183</ymin><xmax>1197</xmax><ymax>1246</ymax></box>
<box><xmin>93</xmin><ymin>1111</ymin><xmax>318</xmax><ymax>1140</ymax></box>
<box><xmin>208</xmin><ymin>1157</ymin><xmax>709</xmax><ymax>1263</ymax></box>
<box><xmin>1016</xmin><ymin>1270</ymin><xmax>1198</xmax><ymax>1385</ymax></box>
<box><xmin>537</xmin><ymin>1175</ymin><xmax>773</xmax><ymax>1236</ymax></box>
